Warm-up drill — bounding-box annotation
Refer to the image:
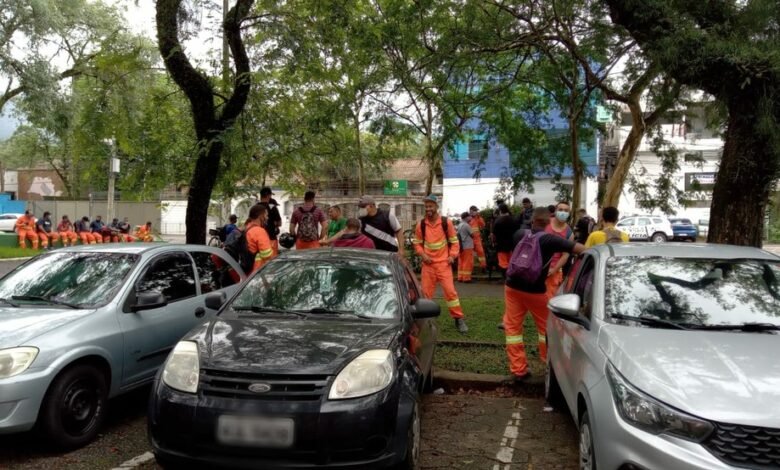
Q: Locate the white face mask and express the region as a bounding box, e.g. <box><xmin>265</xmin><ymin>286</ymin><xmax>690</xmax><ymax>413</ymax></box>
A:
<box><xmin>358</xmin><ymin>208</ymin><xmax>368</xmax><ymax>218</ymax></box>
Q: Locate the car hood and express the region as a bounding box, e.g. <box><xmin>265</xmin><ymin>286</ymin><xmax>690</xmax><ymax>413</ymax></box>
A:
<box><xmin>0</xmin><ymin>307</ymin><xmax>96</xmax><ymax>348</ymax></box>
<box><xmin>600</xmin><ymin>325</ymin><xmax>780</xmax><ymax>427</ymax></box>
<box><xmin>193</xmin><ymin>316</ymin><xmax>401</xmax><ymax>375</ymax></box>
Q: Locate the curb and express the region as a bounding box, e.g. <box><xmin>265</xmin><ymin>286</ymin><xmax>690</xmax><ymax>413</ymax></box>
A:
<box><xmin>432</xmin><ymin>367</ymin><xmax>544</xmax><ymax>396</ymax></box>
<box><xmin>0</xmin><ymin>257</ymin><xmax>33</xmax><ymax>262</ymax></box>
<box><xmin>438</xmin><ymin>339</ymin><xmax>503</xmax><ymax>347</ymax></box>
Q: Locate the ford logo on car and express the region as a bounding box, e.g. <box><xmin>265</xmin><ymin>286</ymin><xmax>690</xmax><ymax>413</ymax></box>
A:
<box><xmin>248</xmin><ymin>383</ymin><xmax>272</xmax><ymax>394</ymax></box>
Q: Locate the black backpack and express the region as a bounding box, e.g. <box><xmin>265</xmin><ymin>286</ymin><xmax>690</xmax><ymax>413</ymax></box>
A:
<box><xmin>223</xmin><ymin>227</ymin><xmax>255</xmax><ymax>275</ymax></box>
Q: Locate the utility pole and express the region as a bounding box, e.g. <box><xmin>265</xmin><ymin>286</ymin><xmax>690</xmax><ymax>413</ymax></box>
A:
<box><xmin>105</xmin><ymin>139</ymin><xmax>120</xmax><ymax>221</ymax></box>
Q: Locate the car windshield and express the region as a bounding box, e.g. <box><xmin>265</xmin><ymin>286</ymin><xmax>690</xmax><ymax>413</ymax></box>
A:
<box><xmin>230</xmin><ymin>259</ymin><xmax>399</xmax><ymax>319</ymax></box>
<box><xmin>606</xmin><ymin>257</ymin><xmax>780</xmax><ymax>328</ymax></box>
<box><xmin>0</xmin><ymin>252</ymin><xmax>138</xmax><ymax>308</ymax></box>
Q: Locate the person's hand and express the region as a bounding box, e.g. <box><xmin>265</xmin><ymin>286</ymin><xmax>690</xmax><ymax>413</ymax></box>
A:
<box><xmin>548</xmin><ymin>267</ymin><xmax>560</xmax><ymax>277</ymax></box>
<box><xmin>447</xmin><ymin>256</ymin><xmax>455</xmax><ymax>265</ymax></box>
<box><xmin>422</xmin><ymin>254</ymin><xmax>433</xmax><ymax>264</ymax></box>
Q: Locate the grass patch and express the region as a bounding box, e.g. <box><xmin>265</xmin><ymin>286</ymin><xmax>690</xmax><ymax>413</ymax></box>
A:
<box><xmin>0</xmin><ymin>247</ymin><xmax>40</xmax><ymax>259</ymax></box>
<box><xmin>434</xmin><ymin>296</ymin><xmax>544</xmax><ymax>377</ymax></box>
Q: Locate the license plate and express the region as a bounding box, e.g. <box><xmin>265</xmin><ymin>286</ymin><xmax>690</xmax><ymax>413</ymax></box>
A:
<box><xmin>216</xmin><ymin>415</ymin><xmax>294</xmax><ymax>448</ymax></box>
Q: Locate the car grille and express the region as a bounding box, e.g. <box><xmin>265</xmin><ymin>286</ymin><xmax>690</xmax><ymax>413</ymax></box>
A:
<box><xmin>200</xmin><ymin>369</ymin><xmax>330</xmax><ymax>401</ymax></box>
<box><xmin>703</xmin><ymin>422</ymin><xmax>780</xmax><ymax>469</ymax></box>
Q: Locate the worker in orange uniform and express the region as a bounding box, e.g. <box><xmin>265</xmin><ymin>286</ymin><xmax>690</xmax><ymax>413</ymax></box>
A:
<box><xmin>503</xmin><ymin>207</ymin><xmax>586</xmax><ymax>381</ymax></box>
<box><xmin>413</xmin><ymin>195</ymin><xmax>468</xmax><ymax>334</ymax></box>
<box><xmin>15</xmin><ymin>211</ymin><xmax>39</xmax><ymax>249</ymax></box>
<box><xmin>36</xmin><ymin>212</ymin><xmax>61</xmax><ymax>249</ymax></box>
<box><xmin>244</xmin><ymin>204</ymin><xmax>274</xmax><ymax>273</ymax></box>
<box><xmin>135</xmin><ymin>221</ymin><xmax>154</xmax><ymax>242</ymax></box>
<box><xmin>57</xmin><ymin>215</ymin><xmax>78</xmax><ymax>247</ymax></box>
<box><xmin>75</xmin><ymin>216</ymin><xmax>99</xmax><ymax>244</ymax></box>
<box><xmin>456</xmin><ymin>212</ymin><xmax>474</xmax><ymax>282</ymax></box>
<box><xmin>468</xmin><ymin>206</ymin><xmax>487</xmax><ymax>269</ymax></box>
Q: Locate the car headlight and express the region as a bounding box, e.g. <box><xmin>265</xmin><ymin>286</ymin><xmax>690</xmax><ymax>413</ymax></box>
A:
<box><xmin>329</xmin><ymin>350</ymin><xmax>394</xmax><ymax>400</ymax></box>
<box><xmin>0</xmin><ymin>347</ymin><xmax>39</xmax><ymax>379</ymax></box>
<box><xmin>606</xmin><ymin>363</ymin><xmax>713</xmax><ymax>441</ymax></box>
<box><xmin>162</xmin><ymin>341</ymin><xmax>199</xmax><ymax>394</ymax></box>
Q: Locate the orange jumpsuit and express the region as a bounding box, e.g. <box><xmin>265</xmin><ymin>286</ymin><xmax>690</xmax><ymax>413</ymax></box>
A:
<box><xmin>504</xmin><ymin>286</ymin><xmax>550</xmax><ymax>376</ymax></box>
<box><xmin>57</xmin><ymin>222</ymin><xmax>78</xmax><ymax>246</ymax></box>
<box><xmin>246</xmin><ymin>223</ymin><xmax>274</xmax><ymax>272</ymax></box>
<box><xmin>469</xmin><ymin>215</ymin><xmax>487</xmax><ymax>268</ymax></box>
<box><xmin>413</xmin><ymin>217</ymin><xmax>464</xmax><ymax>319</ymax></box>
<box><xmin>15</xmin><ymin>215</ymin><xmax>38</xmax><ymax>249</ymax></box>
<box><xmin>135</xmin><ymin>226</ymin><xmax>153</xmax><ymax>242</ymax></box>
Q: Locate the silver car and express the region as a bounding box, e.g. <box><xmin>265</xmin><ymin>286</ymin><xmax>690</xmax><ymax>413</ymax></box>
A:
<box><xmin>546</xmin><ymin>243</ymin><xmax>780</xmax><ymax>470</ymax></box>
<box><xmin>0</xmin><ymin>244</ymin><xmax>245</xmax><ymax>449</ymax></box>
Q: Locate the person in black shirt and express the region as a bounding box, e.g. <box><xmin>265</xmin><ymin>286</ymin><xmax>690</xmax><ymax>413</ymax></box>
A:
<box><xmin>259</xmin><ymin>187</ymin><xmax>282</xmax><ymax>255</ymax></box>
<box><xmin>504</xmin><ymin>207</ymin><xmax>586</xmax><ymax>381</ymax></box>
<box><xmin>492</xmin><ymin>203</ymin><xmax>520</xmax><ymax>271</ymax></box>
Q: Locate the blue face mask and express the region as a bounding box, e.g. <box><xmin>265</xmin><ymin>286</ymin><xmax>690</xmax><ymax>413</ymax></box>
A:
<box><xmin>555</xmin><ymin>211</ymin><xmax>570</xmax><ymax>222</ymax></box>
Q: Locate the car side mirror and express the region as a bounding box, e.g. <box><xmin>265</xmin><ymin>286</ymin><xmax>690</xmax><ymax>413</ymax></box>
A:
<box><xmin>131</xmin><ymin>291</ymin><xmax>167</xmax><ymax>312</ymax></box>
<box><xmin>205</xmin><ymin>292</ymin><xmax>226</xmax><ymax>311</ymax></box>
<box><xmin>412</xmin><ymin>298</ymin><xmax>440</xmax><ymax>319</ymax></box>
<box><xmin>548</xmin><ymin>294</ymin><xmax>590</xmax><ymax>329</ymax></box>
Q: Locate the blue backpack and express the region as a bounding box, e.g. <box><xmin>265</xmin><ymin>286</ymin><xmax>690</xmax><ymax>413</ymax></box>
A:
<box><xmin>506</xmin><ymin>231</ymin><xmax>548</xmax><ymax>282</ymax></box>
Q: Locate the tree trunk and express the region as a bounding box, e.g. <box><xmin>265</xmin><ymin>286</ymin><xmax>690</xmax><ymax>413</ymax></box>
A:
<box><xmin>602</xmin><ymin>101</ymin><xmax>646</xmax><ymax>208</ymax></box>
<box><xmin>708</xmin><ymin>95</ymin><xmax>777</xmax><ymax>247</ymax></box>
<box><xmin>354</xmin><ymin>111</ymin><xmax>365</xmax><ymax>195</ymax></box>
<box><xmin>569</xmin><ymin>119</ymin><xmax>583</xmax><ymax>213</ymax></box>
<box><xmin>186</xmin><ymin>139</ymin><xmax>224</xmax><ymax>244</ymax></box>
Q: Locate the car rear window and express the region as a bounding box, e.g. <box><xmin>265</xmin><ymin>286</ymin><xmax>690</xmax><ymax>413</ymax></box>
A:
<box><xmin>606</xmin><ymin>256</ymin><xmax>780</xmax><ymax>328</ymax></box>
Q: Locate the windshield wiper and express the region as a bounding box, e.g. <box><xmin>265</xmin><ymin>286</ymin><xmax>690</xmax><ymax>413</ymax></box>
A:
<box><xmin>11</xmin><ymin>295</ymin><xmax>80</xmax><ymax>309</ymax></box>
<box><xmin>301</xmin><ymin>307</ymin><xmax>373</xmax><ymax>320</ymax></box>
<box><xmin>0</xmin><ymin>298</ymin><xmax>19</xmax><ymax>307</ymax></box>
<box><xmin>231</xmin><ymin>306</ymin><xmax>308</xmax><ymax>318</ymax></box>
<box><xmin>610</xmin><ymin>313</ymin><xmax>689</xmax><ymax>330</ymax></box>
<box><xmin>687</xmin><ymin>322</ymin><xmax>780</xmax><ymax>333</ymax></box>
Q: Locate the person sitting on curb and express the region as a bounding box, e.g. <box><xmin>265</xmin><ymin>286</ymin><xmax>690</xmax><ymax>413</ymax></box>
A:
<box><xmin>15</xmin><ymin>211</ymin><xmax>39</xmax><ymax>249</ymax></box>
<box><xmin>57</xmin><ymin>215</ymin><xmax>78</xmax><ymax>247</ymax></box>
<box><xmin>36</xmin><ymin>211</ymin><xmax>60</xmax><ymax>249</ymax></box>
<box><xmin>135</xmin><ymin>221</ymin><xmax>154</xmax><ymax>242</ymax></box>
<box><xmin>331</xmin><ymin>218</ymin><xmax>375</xmax><ymax>249</ymax></box>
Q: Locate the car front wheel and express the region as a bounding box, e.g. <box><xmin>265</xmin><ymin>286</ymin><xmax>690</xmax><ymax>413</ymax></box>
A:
<box><xmin>579</xmin><ymin>410</ymin><xmax>596</xmax><ymax>470</ymax></box>
<box><xmin>651</xmin><ymin>232</ymin><xmax>667</xmax><ymax>243</ymax></box>
<box><xmin>397</xmin><ymin>399</ymin><xmax>421</xmax><ymax>470</ymax></box>
<box><xmin>38</xmin><ymin>364</ymin><xmax>108</xmax><ymax>450</ymax></box>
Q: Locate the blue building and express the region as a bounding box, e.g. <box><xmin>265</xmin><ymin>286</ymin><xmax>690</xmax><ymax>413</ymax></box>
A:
<box><xmin>440</xmin><ymin>112</ymin><xmax>600</xmax><ymax>216</ymax></box>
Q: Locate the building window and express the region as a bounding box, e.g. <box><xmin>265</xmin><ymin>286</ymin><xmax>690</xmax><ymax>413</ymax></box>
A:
<box><xmin>468</xmin><ymin>139</ymin><xmax>488</xmax><ymax>160</ymax></box>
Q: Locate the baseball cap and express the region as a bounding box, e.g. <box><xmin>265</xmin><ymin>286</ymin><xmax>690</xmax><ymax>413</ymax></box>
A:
<box><xmin>260</xmin><ymin>187</ymin><xmax>274</xmax><ymax>197</ymax></box>
<box><xmin>358</xmin><ymin>195</ymin><xmax>375</xmax><ymax>207</ymax></box>
<box><xmin>423</xmin><ymin>194</ymin><xmax>439</xmax><ymax>204</ymax></box>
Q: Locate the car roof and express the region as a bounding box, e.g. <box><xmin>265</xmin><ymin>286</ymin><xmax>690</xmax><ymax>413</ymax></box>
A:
<box><xmin>589</xmin><ymin>243</ymin><xmax>780</xmax><ymax>261</ymax></box>
<box><xmin>55</xmin><ymin>243</ymin><xmax>231</xmax><ymax>256</ymax></box>
<box><xmin>275</xmin><ymin>247</ymin><xmax>398</xmax><ymax>264</ymax></box>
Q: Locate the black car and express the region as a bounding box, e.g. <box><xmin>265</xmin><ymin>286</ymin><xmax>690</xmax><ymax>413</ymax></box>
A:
<box><xmin>148</xmin><ymin>248</ymin><xmax>440</xmax><ymax>469</ymax></box>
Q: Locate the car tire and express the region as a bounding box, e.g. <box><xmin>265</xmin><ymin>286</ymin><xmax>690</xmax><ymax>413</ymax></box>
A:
<box><xmin>579</xmin><ymin>410</ymin><xmax>597</xmax><ymax>470</ymax></box>
<box><xmin>651</xmin><ymin>232</ymin><xmax>667</xmax><ymax>243</ymax></box>
<box><xmin>38</xmin><ymin>364</ymin><xmax>108</xmax><ymax>450</ymax></box>
<box><xmin>544</xmin><ymin>359</ymin><xmax>566</xmax><ymax>411</ymax></box>
<box><xmin>397</xmin><ymin>398</ymin><xmax>421</xmax><ymax>470</ymax></box>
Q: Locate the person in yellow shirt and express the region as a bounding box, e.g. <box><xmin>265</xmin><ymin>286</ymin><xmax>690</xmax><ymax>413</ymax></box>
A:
<box><xmin>585</xmin><ymin>206</ymin><xmax>629</xmax><ymax>247</ymax></box>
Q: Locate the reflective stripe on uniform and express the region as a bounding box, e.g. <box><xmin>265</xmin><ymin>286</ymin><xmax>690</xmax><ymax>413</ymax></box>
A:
<box><xmin>538</xmin><ymin>335</ymin><xmax>546</xmax><ymax>344</ymax></box>
<box><xmin>448</xmin><ymin>236</ymin><xmax>459</xmax><ymax>244</ymax></box>
<box><xmin>255</xmin><ymin>248</ymin><xmax>273</xmax><ymax>260</ymax></box>
<box><xmin>471</xmin><ymin>228</ymin><xmax>479</xmax><ymax>234</ymax></box>
<box><xmin>446</xmin><ymin>298</ymin><xmax>460</xmax><ymax>308</ymax></box>
<box><xmin>424</xmin><ymin>240</ymin><xmax>446</xmax><ymax>250</ymax></box>
<box><xmin>506</xmin><ymin>335</ymin><xmax>524</xmax><ymax>345</ymax></box>
<box><xmin>412</xmin><ymin>238</ymin><xmax>422</xmax><ymax>245</ymax></box>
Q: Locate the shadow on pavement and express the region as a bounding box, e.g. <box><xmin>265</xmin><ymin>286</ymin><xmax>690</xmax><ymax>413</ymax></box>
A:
<box><xmin>0</xmin><ymin>385</ymin><xmax>152</xmax><ymax>469</ymax></box>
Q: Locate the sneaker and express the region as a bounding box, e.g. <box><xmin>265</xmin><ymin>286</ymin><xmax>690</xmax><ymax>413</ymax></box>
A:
<box><xmin>455</xmin><ymin>318</ymin><xmax>469</xmax><ymax>334</ymax></box>
<box><xmin>497</xmin><ymin>322</ymin><xmax>505</xmax><ymax>330</ymax></box>
<box><xmin>512</xmin><ymin>371</ymin><xmax>532</xmax><ymax>383</ymax></box>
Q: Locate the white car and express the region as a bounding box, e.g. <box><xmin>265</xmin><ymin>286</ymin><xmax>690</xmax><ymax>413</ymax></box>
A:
<box><xmin>0</xmin><ymin>213</ymin><xmax>24</xmax><ymax>232</ymax></box>
<box><xmin>615</xmin><ymin>215</ymin><xmax>674</xmax><ymax>242</ymax></box>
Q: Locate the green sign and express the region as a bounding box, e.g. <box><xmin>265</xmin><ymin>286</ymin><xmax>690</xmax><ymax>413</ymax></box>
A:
<box><xmin>596</xmin><ymin>105</ymin><xmax>612</xmax><ymax>123</ymax></box>
<box><xmin>383</xmin><ymin>180</ymin><xmax>408</xmax><ymax>195</ymax></box>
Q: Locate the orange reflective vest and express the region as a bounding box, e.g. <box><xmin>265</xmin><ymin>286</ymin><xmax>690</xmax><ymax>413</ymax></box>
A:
<box><xmin>413</xmin><ymin>216</ymin><xmax>459</xmax><ymax>262</ymax></box>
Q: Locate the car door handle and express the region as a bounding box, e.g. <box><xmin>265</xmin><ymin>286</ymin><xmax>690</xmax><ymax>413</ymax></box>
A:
<box><xmin>194</xmin><ymin>307</ymin><xmax>206</xmax><ymax>318</ymax></box>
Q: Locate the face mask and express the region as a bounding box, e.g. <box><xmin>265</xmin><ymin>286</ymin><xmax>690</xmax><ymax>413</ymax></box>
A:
<box><xmin>555</xmin><ymin>211</ymin><xmax>570</xmax><ymax>222</ymax></box>
<box><xmin>358</xmin><ymin>208</ymin><xmax>368</xmax><ymax>218</ymax></box>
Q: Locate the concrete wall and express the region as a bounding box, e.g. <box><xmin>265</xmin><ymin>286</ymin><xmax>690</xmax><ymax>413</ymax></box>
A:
<box><xmin>26</xmin><ymin>200</ymin><xmax>160</xmax><ymax>230</ymax></box>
